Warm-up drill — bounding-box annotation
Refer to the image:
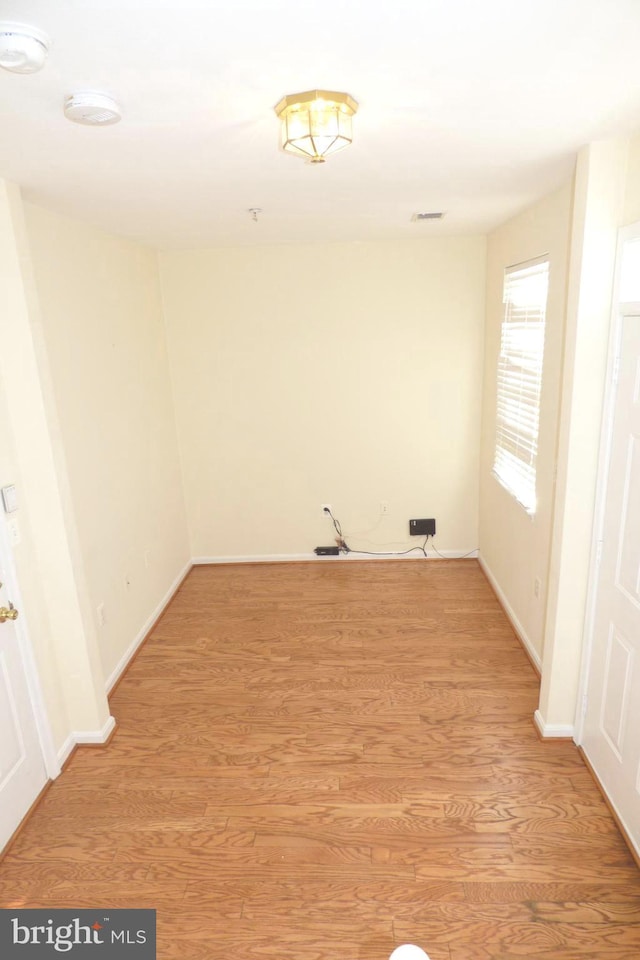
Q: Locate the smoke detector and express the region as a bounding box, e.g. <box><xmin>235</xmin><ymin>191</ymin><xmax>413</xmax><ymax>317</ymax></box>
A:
<box><xmin>64</xmin><ymin>92</ymin><xmax>121</xmax><ymax>126</ymax></box>
<box><xmin>0</xmin><ymin>23</ymin><xmax>49</xmax><ymax>74</ymax></box>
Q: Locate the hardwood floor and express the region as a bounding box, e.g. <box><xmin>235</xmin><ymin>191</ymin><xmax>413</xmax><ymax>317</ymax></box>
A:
<box><xmin>2</xmin><ymin>559</ymin><xmax>640</xmax><ymax>959</ymax></box>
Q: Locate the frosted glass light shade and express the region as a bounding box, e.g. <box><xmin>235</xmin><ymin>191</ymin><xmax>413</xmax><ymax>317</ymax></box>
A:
<box><xmin>389</xmin><ymin>946</ymin><xmax>430</xmax><ymax>960</ymax></box>
<box><xmin>274</xmin><ymin>90</ymin><xmax>358</xmax><ymax>163</ymax></box>
<box><xmin>0</xmin><ymin>23</ymin><xmax>49</xmax><ymax>74</ymax></box>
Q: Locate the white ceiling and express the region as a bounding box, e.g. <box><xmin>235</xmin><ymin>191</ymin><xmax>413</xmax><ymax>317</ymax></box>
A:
<box><xmin>1</xmin><ymin>0</ymin><xmax>640</xmax><ymax>250</ymax></box>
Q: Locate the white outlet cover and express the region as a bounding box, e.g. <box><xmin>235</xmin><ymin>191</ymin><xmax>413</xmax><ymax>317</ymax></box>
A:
<box><xmin>6</xmin><ymin>517</ymin><xmax>20</xmax><ymax>546</ymax></box>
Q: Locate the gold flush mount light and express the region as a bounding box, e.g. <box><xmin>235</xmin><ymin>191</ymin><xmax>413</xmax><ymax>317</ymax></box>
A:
<box><xmin>274</xmin><ymin>89</ymin><xmax>358</xmax><ymax>163</ymax></box>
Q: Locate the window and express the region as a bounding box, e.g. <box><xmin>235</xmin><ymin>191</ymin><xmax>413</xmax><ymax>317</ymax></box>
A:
<box><xmin>493</xmin><ymin>257</ymin><xmax>549</xmax><ymax>515</ymax></box>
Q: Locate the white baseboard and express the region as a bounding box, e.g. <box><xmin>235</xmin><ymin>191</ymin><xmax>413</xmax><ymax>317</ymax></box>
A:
<box><xmin>194</xmin><ymin>553</ymin><xmax>316</xmax><ymax>564</ymax></box>
<box><xmin>477</xmin><ymin>554</ymin><xmax>542</xmax><ymax>673</ymax></box>
<box><xmin>56</xmin><ymin>714</ymin><xmax>117</xmax><ymax>768</ymax></box>
<box><xmin>580</xmin><ymin>744</ymin><xmax>640</xmax><ymax>861</ymax></box>
<box><xmin>534</xmin><ymin>709</ymin><xmax>575</xmax><ymax>740</ymax></box>
<box><xmin>105</xmin><ymin>560</ymin><xmax>192</xmax><ymax>693</ymax></box>
<box><xmin>193</xmin><ymin>550</ymin><xmax>478</xmax><ymax>565</ymax></box>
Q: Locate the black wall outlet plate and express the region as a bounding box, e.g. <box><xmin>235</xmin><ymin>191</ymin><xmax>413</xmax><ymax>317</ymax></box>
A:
<box><xmin>409</xmin><ymin>518</ymin><xmax>436</xmax><ymax>537</ymax></box>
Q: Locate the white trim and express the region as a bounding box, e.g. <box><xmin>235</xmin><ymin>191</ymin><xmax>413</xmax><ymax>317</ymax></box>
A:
<box><xmin>56</xmin><ymin>714</ymin><xmax>117</xmax><ymax>767</ymax></box>
<box><xmin>477</xmin><ymin>554</ymin><xmax>542</xmax><ymax>672</ymax></box>
<box><xmin>12</xmin><ymin>607</ymin><xmax>60</xmax><ymax>779</ymax></box>
<box><xmin>193</xmin><ymin>550</ymin><xmax>479</xmax><ymax>565</ymax></box>
<box><xmin>194</xmin><ymin>553</ymin><xmax>316</xmax><ymax>564</ymax></box>
<box><xmin>534</xmin><ymin>709</ymin><xmax>574</xmax><ymax>739</ymax></box>
<box><xmin>0</xmin><ymin>515</ymin><xmax>60</xmax><ymax>780</ymax></box>
<box><xmin>56</xmin><ymin>734</ymin><xmax>76</xmax><ymax>768</ymax></box>
<box><xmin>7</xmin><ymin>574</ymin><xmax>60</xmax><ymax>779</ymax></box>
<box><xmin>582</xmin><ymin>743</ymin><xmax>640</xmax><ymax>861</ymax></box>
<box><xmin>104</xmin><ymin>560</ymin><xmax>192</xmax><ymax>693</ymax></box>
<box><xmin>574</xmin><ymin>215</ymin><xmax>640</xmax><ymax>742</ymax></box>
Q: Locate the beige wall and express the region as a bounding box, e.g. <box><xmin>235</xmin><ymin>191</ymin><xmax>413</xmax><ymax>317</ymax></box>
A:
<box><xmin>23</xmin><ymin>204</ymin><xmax>190</xmax><ymax>686</ymax></box>
<box><xmin>5</xmin><ymin>128</ymin><xmax>640</xmax><ymax>768</ymax></box>
<box><xmin>0</xmin><ymin>181</ymin><xmax>111</xmax><ymax>754</ymax></box>
<box><xmin>479</xmin><ymin>182</ymin><xmax>573</xmax><ymax>665</ymax></box>
<box><xmin>160</xmin><ymin>238</ymin><xmax>486</xmax><ymax>559</ymax></box>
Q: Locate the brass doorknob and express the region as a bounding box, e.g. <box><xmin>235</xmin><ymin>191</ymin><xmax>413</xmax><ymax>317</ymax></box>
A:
<box><xmin>0</xmin><ymin>603</ymin><xmax>18</xmax><ymax>623</ymax></box>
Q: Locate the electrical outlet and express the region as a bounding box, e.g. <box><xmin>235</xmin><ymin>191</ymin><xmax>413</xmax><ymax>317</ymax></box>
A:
<box><xmin>124</xmin><ymin>574</ymin><xmax>132</xmax><ymax>590</ymax></box>
<box><xmin>321</xmin><ymin>503</ymin><xmax>332</xmax><ymax>518</ymax></box>
<box><xmin>97</xmin><ymin>603</ymin><xmax>106</xmax><ymax>627</ymax></box>
<box><xmin>6</xmin><ymin>518</ymin><xmax>20</xmax><ymax>546</ymax></box>
<box><xmin>409</xmin><ymin>518</ymin><xmax>436</xmax><ymax>537</ymax></box>
<box><xmin>534</xmin><ymin>577</ymin><xmax>541</xmax><ymax>599</ymax></box>
<box><xmin>380</xmin><ymin>500</ymin><xmax>389</xmax><ymax>515</ymax></box>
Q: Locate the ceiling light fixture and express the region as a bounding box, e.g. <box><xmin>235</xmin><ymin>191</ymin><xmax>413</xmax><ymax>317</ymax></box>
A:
<box><xmin>274</xmin><ymin>89</ymin><xmax>358</xmax><ymax>164</ymax></box>
<box><xmin>64</xmin><ymin>92</ymin><xmax>121</xmax><ymax>126</ymax></box>
<box><xmin>0</xmin><ymin>23</ymin><xmax>49</xmax><ymax>74</ymax></box>
<box><xmin>389</xmin><ymin>947</ymin><xmax>430</xmax><ymax>960</ymax></box>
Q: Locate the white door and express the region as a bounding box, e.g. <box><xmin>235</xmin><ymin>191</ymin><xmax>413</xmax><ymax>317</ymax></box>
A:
<box><xmin>0</xmin><ymin>536</ymin><xmax>48</xmax><ymax>851</ymax></box>
<box><xmin>582</xmin><ymin>309</ymin><xmax>640</xmax><ymax>854</ymax></box>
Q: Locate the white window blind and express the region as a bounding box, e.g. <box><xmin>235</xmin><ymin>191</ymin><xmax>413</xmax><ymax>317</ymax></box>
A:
<box><xmin>493</xmin><ymin>258</ymin><xmax>549</xmax><ymax>515</ymax></box>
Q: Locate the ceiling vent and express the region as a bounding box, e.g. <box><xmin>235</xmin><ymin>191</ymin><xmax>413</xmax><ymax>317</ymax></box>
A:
<box><xmin>64</xmin><ymin>92</ymin><xmax>121</xmax><ymax>126</ymax></box>
<box><xmin>0</xmin><ymin>23</ymin><xmax>49</xmax><ymax>74</ymax></box>
<box><xmin>411</xmin><ymin>211</ymin><xmax>445</xmax><ymax>222</ymax></box>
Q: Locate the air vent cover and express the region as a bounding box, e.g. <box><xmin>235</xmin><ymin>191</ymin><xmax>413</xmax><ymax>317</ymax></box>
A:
<box><xmin>411</xmin><ymin>211</ymin><xmax>445</xmax><ymax>222</ymax></box>
<box><xmin>64</xmin><ymin>92</ymin><xmax>121</xmax><ymax>126</ymax></box>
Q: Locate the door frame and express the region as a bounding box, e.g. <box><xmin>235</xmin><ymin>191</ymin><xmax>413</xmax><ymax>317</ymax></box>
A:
<box><xmin>575</xmin><ymin>218</ymin><xmax>640</xmax><ymax>744</ymax></box>
<box><xmin>0</xmin><ymin>509</ymin><xmax>60</xmax><ymax>781</ymax></box>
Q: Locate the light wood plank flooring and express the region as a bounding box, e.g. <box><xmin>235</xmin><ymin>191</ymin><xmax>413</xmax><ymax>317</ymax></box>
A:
<box><xmin>2</xmin><ymin>560</ymin><xmax>640</xmax><ymax>959</ymax></box>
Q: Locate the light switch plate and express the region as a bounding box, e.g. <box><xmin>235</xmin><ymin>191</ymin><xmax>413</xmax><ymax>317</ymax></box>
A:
<box><xmin>1</xmin><ymin>485</ymin><xmax>17</xmax><ymax>514</ymax></box>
